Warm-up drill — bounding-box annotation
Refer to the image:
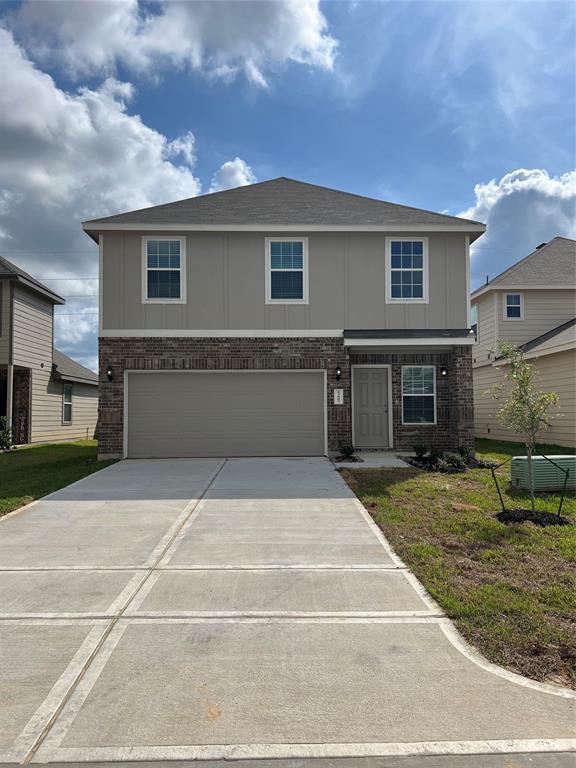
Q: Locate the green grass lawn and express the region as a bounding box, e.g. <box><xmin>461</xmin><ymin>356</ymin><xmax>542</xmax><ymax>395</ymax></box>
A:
<box><xmin>0</xmin><ymin>441</ymin><xmax>117</xmax><ymax>518</ymax></box>
<box><xmin>342</xmin><ymin>438</ymin><xmax>576</xmax><ymax>689</ymax></box>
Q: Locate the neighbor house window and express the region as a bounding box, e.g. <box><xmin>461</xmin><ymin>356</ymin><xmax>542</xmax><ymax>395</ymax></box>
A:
<box><xmin>142</xmin><ymin>238</ymin><xmax>186</xmax><ymax>302</ymax></box>
<box><xmin>504</xmin><ymin>293</ymin><xmax>523</xmax><ymax>319</ymax></box>
<box><xmin>62</xmin><ymin>383</ymin><xmax>73</xmax><ymax>424</ymax></box>
<box><xmin>266</xmin><ymin>238</ymin><xmax>308</xmax><ymax>303</ymax></box>
<box><xmin>402</xmin><ymin>366</ymin><xmax>436</xmax><ymax>424</ymax></box>
<box><xmin>471</xmin><ymin>303</ymin><xmax>478</xmax><ymax>341</ymax></box>
<box><xmin>386</xmin><ymin>239</ymin><xmax>428</xmax><ymax>302</ymax></box>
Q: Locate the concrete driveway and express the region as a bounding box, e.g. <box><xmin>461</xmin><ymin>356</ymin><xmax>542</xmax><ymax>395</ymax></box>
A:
<box><xmin>0</xmin><ymin>457</ymin><xmax>574</xmax><ymax>766</ymax></box>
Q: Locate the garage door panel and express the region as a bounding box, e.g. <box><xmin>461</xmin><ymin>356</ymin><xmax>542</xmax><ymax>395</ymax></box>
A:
<box><xmin>127</xmin><ymin>372</ymin><xmax>325</xmax><ymax>458</ymax></box>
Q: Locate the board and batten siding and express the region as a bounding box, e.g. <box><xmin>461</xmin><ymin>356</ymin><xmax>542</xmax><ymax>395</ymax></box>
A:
<box><xmin>472</xmin><ymin>293</ymin><xmax>498</xmax><ymax>368</ymax></box>
<box><xmin>473</xmin><ymin>350</ymin><xmax>575</xmax><ymax>448</ymax></box>
<box><xmin>101</xmin><ymin>230</ymin><xmax>469</xmax><ymax>332</ymax></box>
<box><xmin>11</xmin><ymin>284</ymin><xmax>97</xmax><ymax>443</ymax></box>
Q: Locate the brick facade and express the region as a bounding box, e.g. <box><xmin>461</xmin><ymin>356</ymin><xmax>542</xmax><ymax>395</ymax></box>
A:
<box><xmin>350</xmin><ymin>345</ymin><xmax>474</xmax><ymax>452</ymax></box>
<box><xmin>98</xmin><ymin>337</ymin><xmax>473</xmax><ymax>458</ymax></box>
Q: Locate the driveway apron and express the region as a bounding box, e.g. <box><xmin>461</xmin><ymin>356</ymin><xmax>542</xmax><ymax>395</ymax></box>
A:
<box><xmin>0</xmin><ymin>457</ymin><xmax>574</xmax><ymax>765</ymax></box>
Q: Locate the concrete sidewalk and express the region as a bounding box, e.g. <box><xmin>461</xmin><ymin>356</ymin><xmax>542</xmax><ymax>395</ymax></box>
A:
<box><xmin>0</xmin><ymin>457</ymin><xmax>574</xmax><ymax>766</ymax></box>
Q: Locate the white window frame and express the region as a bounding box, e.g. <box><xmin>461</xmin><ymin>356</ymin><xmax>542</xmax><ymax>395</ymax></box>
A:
<box><xmin>385</xmin><ymin>237</ymin><xmax>429</xmax><ymax>304</ymax></box>
<box><xmin>265</xmin><ymin>237</ymin><xmax>309</xmax><ymax>305</ymax></box>
<box><xmin>401</xmin><ymin>365</ymin><xmax>437</xmax><ymax>425</ymax></box>
<box><xmin>503</xmin><ymin>292</ymin><xmax>523</xmax><ymax>320</ymax></box>
<box><xmin>62</xmin><ymin>383</ymin><xmax>73</xmax><ymax>425</ymax></box>
<box><xmin>142</xmin><ymin>236</ymin><xmax>186</xmax><ymax>304</ymax></box>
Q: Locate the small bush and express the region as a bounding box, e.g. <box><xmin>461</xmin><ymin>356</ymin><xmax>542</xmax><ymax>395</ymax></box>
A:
<box><xmin>443</xmin><ymin>451</ymin><xmax>467</xmax><ymax>470</ymax></box>
<box><xmin>338</xmin><ymin>441</ymin><xmax>355</xmax><ymax>460</ymax></box>
<box><xmin>458</xmin><ymin>445</ymin><xmax>474</xmax><ymax>462</ymax></box>
<box><xmin>0</xmin><ymin>417</ymin><xmax>12</xmax><ymax>452</ymax></box>
<box><xmin>414</xmin><ymin>443</ymin><xmax>428</xmax><ymax>459</ymax></box>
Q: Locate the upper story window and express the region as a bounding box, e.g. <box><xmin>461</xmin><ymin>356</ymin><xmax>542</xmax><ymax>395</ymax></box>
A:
<box><xmin>386</xmin><ymin>238</ymin><xmax>428</xmax><ymax>303</ymax></box>
<box><xmin>471</xmin><ymin>303</ymin><xmax>478</xmax><ymax>341</ymax></box>
<box><xmin>62</xmin><ymin>383</ymin><xmax>73</xmax><ymax>424</ymax></box>
<box><xmin>142</xmin><ymin>237</ymin><xmax>186</xmax><ymax>303</ymax></box>
<box><xmin>402</xmin><ymin>366</ymin><xmax>436</xmax><ymax>424</ymax></box>
<box><xmin>504</xmin><ymin>292</ymin><xmax>523</xmax><ymax>320</ymax></box>
<box><xmin>265</xmin><ymin>238</ymin><xmax>308</xmax><ymax>304</ymax></box>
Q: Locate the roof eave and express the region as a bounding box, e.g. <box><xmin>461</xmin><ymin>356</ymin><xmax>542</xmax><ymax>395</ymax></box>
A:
<box><xmin>0</xmin><ymin>274</ymin><xmax>65</xmax><ymax>304</ymax></box>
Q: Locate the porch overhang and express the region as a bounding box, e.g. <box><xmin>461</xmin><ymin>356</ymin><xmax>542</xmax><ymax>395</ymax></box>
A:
<box><xmin>343</xmin><ymin>329</ymin><xmax>476</xmax><ymax>346</ymax></box>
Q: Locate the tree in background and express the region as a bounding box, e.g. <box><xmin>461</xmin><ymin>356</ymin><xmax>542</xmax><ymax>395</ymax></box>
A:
<box><xmin>493</xmin><ymin>342</ymin><xmax>559</xmax><ymax>511</ymax></box>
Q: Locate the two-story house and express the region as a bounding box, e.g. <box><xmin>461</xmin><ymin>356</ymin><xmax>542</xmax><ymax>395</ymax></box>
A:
<box><xmin>0</xmin><ymin>257</ymin><xmax>98</xmax><ymax>445</ymax></box>
<box><xmin>82</xmin><ymin>178</ymin><xmax>484</xmax><ymax>459</ymax></box>
<box><xmin>471</xmin><ymin>236</ymin><xmax>576</xmax><ymax>448</ymax></box>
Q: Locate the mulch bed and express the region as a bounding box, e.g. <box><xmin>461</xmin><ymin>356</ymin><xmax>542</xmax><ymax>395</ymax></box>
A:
<box><xmin>496</xmin><ymin>508</ymin><xmax>571</xmax><ymax>527</ymax></box>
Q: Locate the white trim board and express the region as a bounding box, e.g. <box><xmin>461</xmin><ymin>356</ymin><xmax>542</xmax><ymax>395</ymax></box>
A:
<box><xmin>351</xmin><ymin>365</ymin><xmax>393</xmax><ymax>449</ymax></box>
<box><xmin>85</xmin><ymin>222</ymin><xmax>486</xmax><ymax>234</ymax></box>
<box><xmin>471</xmin><ymin>284</ymin><xmax>571</xmax><ymax>299</ymax></box>
<box><xmin>345</xmin><ymin>336</ymin><xmax>475</xmax><ymax>346</ymax></box>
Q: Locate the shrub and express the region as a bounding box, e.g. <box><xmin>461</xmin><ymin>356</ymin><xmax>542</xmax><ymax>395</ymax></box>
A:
<box><xmin>338</xmin><ymin>441</ymin><xmax>355</xmax><ymax>460</ymax></box>
<box><xmin>0</xmin><ymin>417</ymin><xmax>13</xmax><ymax>452</ymax></box>
<box><xmin>443</xmin><ymin>451</ymin><xmax>467</xmax><ymax>470</ymax></box>
<box><xmin>413</xmin><ymin>443</ymin><xmax>428</xmax><ymax>459</ymax></box>
<box><xmin>458</xmin><ymin>445</ymin><xmax>473</xmax><ymax>463</ymax></box>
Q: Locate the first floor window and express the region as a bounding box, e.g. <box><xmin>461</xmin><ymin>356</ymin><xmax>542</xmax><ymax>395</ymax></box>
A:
<box><xmin>402</xmin><ymin>366</ymin><xmax>436</xmax><ymax>424</ymax></box>
<box><xmin>505</xmin><ymin>293</ymin><xmax>522</xmax><ymax>319</ymax></box>
<box><xmin>267</xmin><ymin>239</ymin><xmax>307</xmax><ymax>302</ymax></box>
<box><xmin>144</xmin><ymin>239</ymin><xmax>183</xmax><ymax>300</ymax></box>
<box><xmin>388</xmin><ymin>240</ymin><xmax>427</xmax><ymax>301</ymax></box>
<box><xmin>62</xmin><ymin>383</ymin><xmax>73</xmax><ymax>424</ymax></box>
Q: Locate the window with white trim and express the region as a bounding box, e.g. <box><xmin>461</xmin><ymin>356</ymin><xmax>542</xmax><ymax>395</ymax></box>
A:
<box><xmin>504</xmin><ymin>293</ymin><xmax>522</xmax><ymax>319</ymax></box>
<box><xmin>143</xmin><ymin>238</ymin><xmax>184</xmax><ymax>301</ymax></box>
<box><xmin>62</xmin><ymin>383</ymin><xmax>73</xmax><ymax>424</ymax></box>
<box><xmin>266</xmin><ymin>239</ymin><xmax>308</xmax><ymax>303</ymax></box>
<box><xmin>387</xmin><ymin>239</ymin><xmax>427</xmax><ymax>301</ymax></box>
<box><xmin>402</xmin><ymin>366</ymin><xmax>436</xmax><ymax>424</ymax></box>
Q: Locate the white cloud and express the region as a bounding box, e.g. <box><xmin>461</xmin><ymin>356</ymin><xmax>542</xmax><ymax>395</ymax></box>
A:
<box><xmin>9</xmin><ymin>0</ymin><xmax>338</xmax><ymax>87</ymax></box>
<box><xmin>0</xmin><ymin>28</ymin><xmax>247</xmax><ymax>368</ymax></box>
<box><xmin>461</xmin><ymin>169</ymin><xmax>576</xmax><ymax>287</ymax></box>
<box><xmin>209</xmin><ymin>158</ymin><xmax>257</xmax><ymax>193</ymax></box>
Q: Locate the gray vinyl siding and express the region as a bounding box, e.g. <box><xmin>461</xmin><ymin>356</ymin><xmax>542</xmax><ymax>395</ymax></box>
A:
<box><xmin>10</xmin><ymin>284</ymin><xmax>98</xmax><ymax>443</ymax></box>
<box><xmin>497</xmin><ymin>289</ymin><xmax>575</xmax><ymax>348</ymax></box>
<box><xmin>0</xmin><ymin>281</ymin><xmax>11</xmax><ymax>363</ymax></box>
<box><xmin>30</xmin><ymin>373</ymin><xmax>98</xmax><ymax>443</ymax></box>
<box><xmin>101</xmin><ymin>231</ymin><xmax>469</xmax><ymax>331</ymax></box>
<box><xmin>471</xmin><ymin>293</ymin><xmax>498</xmax><ymax>368</ymax></box>
<box><xmin>474</xmin><ymin>350</ymin><xmax>575</xmax><ymax>448</ymax></box>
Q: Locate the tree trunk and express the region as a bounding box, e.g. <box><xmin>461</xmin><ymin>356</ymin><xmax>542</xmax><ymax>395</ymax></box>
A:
<box><xmin>526</xmin><ymin>443</ymin><xmax>535</xmax><ymax>512</ymax></box>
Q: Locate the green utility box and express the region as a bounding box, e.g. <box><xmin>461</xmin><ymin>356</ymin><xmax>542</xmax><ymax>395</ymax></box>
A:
<box><xmin>510</xmin><ymin>456</ymin><xmax>575</xmax><ymax>492</ymax></box>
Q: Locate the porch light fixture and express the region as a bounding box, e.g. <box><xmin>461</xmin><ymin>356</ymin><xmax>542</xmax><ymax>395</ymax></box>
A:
<box><xmin>106</xmin><ymin>366</ymin><xmax>113</xmax><ymax>382</ymax></box>
<box><xmin>440</xmin><ymin>366</ymin><xmax>448</xmax><ymax>376</ymax></box>
<box><xmin>335</xmin><ymin>365</ymin><xmax>342</xmax><ymax>382</ymax></box>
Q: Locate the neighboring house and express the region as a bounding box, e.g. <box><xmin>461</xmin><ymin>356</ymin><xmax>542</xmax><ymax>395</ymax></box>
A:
<box><xmin>83</xmin><ymin>177</ymin><xmax>485</xmax><ymax>459</ymax></box>
<box><xmin>0</xmin><ymin>257</ymin><xmax>98</xmax><ymax>445</ymax></box>
<box><xmin>471</xmin><ymin>236</ymin><xmax>576</xmax><ymax>448</ymax></box>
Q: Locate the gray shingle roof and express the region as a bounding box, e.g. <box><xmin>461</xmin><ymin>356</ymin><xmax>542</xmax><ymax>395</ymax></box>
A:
<box><xmin>83</xmin><ymin>177</ymin><xmax>485</xmax><ymax>231</ymax></box>
<box><xmin>472</xmin><ymin>237</ymin><xmax>576</xmax><ymax>296</ymax></box>
<box><xmin>520</xmin><ymin>317</ymin><xmax>576</xmax><ymax>356</ymax></box>
<box><xmin>0</xmin><ymin>255</ymin><xmax>64</xmax><ymax>304</ymax></box>
<box><xmin>53</xmin><ymin>349</ymin><xmax>98</xmax><ymax>385</ymax></box>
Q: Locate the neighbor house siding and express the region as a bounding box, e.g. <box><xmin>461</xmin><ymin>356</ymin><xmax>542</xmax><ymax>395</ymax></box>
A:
<box><xmin>472</xmin><ymin>293</ymin><xmax>498</xmax><ymax>368</ymax></box>
<box><xmin>473</xmin><ymin>350</ymin><xmax>575</xmax><ymax>448</ymax></box>
<box><xmin>101</xmin><ymin>231</ymin><xmax>469</xmax><ymax>332</ymax></box>
<box><xmin>31</xmin><ymin>375</ymin><xmax>98</xmax><ymax>443</ymax></box>
<box><xmin>11</xmin><ymin>284</ymin><xmax>97</xmax><ymax>443</ymax></box>
<box><xmin>0</xmin><ymin>281</ymin><xmax>11</xmax><ymax>364</ymax></box>
<box><xmin>496</xmin><ymin>289</ymin><xmax>575</xmax><ymax>349</ymax></box>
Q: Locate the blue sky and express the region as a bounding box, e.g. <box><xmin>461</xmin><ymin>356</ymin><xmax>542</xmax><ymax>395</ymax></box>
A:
<box><xmin>0</xmin><ymin>0</ymin><xmax>574</xmax><ymax>369</ymax></box>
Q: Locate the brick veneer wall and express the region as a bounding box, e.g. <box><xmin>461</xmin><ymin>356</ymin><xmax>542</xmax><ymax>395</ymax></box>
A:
<box><xmin>98</xmin><ymin>337</ymin><xmax>351</xmax><ymax>457</ymax></box>
<box><xmin>350</xmin><ymin>345</ymin><xmax>474</xmax><ymax>452</ymax></box>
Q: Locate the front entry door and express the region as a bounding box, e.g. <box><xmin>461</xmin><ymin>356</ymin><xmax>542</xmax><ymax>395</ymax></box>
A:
<box><xmin>353</xmin><ymin>368</ymin><xmax>390</xmax><ymax>448</ymax></box>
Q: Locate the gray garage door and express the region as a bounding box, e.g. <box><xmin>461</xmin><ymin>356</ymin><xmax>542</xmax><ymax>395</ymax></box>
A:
<box><xmin>126</xmin><ymin>371</ymin><xmax>326</xmax><ymax>458</ymax></box>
